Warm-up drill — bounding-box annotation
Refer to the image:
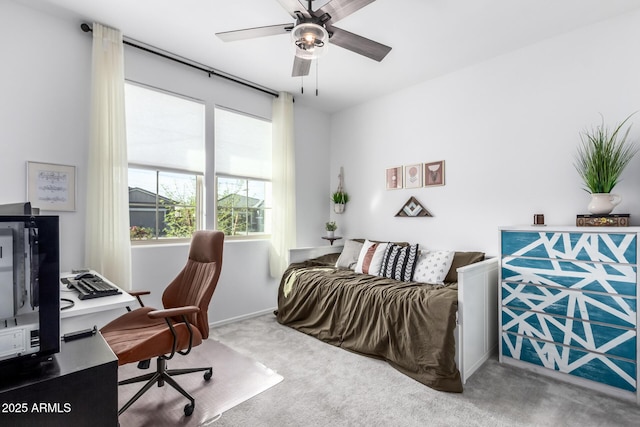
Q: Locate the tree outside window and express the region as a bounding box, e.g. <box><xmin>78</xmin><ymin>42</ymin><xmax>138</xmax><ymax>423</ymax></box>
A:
<box><xmin>216</xmin><ymin>176</ymin><xmax>270</xmax><ymax>236</ymax></box>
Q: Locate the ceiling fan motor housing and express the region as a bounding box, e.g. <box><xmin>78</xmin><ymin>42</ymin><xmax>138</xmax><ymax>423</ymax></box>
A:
<box><xmin>291</xmin><ymin>22</ymin><xmax>328</xmax><ymax>59</ymax></box>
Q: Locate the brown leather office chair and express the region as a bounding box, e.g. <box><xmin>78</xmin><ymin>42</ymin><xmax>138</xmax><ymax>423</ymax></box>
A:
<box><xmin>101</xmin><ymin>230</ymin><xmax>224</xmax><ymax>417</ymax></box>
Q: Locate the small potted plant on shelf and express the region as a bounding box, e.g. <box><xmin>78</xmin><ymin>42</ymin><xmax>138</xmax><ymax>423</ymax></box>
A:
<box><xmin>574</xmin><ymin>113</ymin><xmax>638</xmax><ymax>214</ymax></box>
<box><xmin>332</xmin><ymin>191</ymin><xmax>349</xmax><ymax>213</ymax></box>
<box><xmin>325</xmin><ymin>221</ymin><xmax>337</xmax><ymax>238</ymax></box>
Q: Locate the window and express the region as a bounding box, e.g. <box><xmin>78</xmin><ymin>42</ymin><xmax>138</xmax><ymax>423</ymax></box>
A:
<box><xmin>215</xmin><ymin>108</ymin><xmax>272</xmax><ymax>237</ymax></box>
<box><xmin>216</xmin><ymin>176</ymin><xmax>272</xmax><ymax>236</ymax></box>
<box><xmin>128</xmin><ymin>168</ymin><xmax>202</xmax><ymax>240</ymax></box>
<box><xmin>125</xmin><ymin>83</ymin><xmax>205</xmax><ymax>241</ymax></box>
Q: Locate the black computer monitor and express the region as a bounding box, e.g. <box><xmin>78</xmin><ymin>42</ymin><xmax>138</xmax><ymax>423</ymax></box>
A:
<box><xmin>0</xmin><ymin>215</ymin><xmax>59</xmax><ymax>370</ymax></box>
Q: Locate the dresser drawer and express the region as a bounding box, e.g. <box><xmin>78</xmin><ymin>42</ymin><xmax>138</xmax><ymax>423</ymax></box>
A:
<box><xmin>501</xmin><ymin>282</ymin><xmax>636</xmax><ymax>328</ymax></box>
<box><xmin>502</xmin><ymin>231</ymin><xmax>637</xmax><ymax>264</ymax></box>
<box><xmin>501</xmin><ymin>257</ymin><xmax>637</xmax><ymax>297</ymax></box>
<box><xmin>502</xmin><ymin>307</ymin><xmax>636</xmax><ymax>360</ymax></box>
<box><xmin>501</xmin><ymin>332</ymin><xmax>637</xmax><ymax>392</ymax></box>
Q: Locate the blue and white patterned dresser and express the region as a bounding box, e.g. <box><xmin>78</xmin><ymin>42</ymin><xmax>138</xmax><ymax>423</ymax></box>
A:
<box><xmin>499</xmin><ymin>226</ymin><xmax>639</xmax><ymax>403</ymax></box>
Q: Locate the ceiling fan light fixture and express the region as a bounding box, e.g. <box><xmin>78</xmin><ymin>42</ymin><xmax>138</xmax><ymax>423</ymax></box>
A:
<box><xmin>291</xmin><ymin>22</ymin><xmax>328</xmax><ymax>59</ymax></box>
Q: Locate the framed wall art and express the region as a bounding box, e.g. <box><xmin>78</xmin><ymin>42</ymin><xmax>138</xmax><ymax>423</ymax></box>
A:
<box><xmin>386</xmin><ymin>166</ymin><xmax>403</xmax><ymax>190</ymax></box>
<box><xmin>424</xmin><ymin>160</ymin><xmax>445</xmax><ymax>187</ymax></box>
<box><xmin>27</xmin><ymin>161</ymin><xmax>76</xmax><ymax>211</ymax></box>
<box><xmin>404</xmin><ymin>164</ymin><xmax>422</xmax><ymax>188</ymax></box>
<box><xmin>395</xmin><ymin>197</ymin><xmax>433</xmax><ymax>217</ymax></box>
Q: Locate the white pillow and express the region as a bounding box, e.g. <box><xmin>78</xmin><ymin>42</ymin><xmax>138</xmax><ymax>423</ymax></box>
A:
<box><xmin>413</xmin><ymin>250</ymin><xmax>455</xmax><ymax>284</ymax></box>
<box><xmin>335</xmin><ymin>239</ymin><xmax>364</xmax><ymax>270</ymax></box>
<box><xmin>354</xmin><ymin>240</ymin><xmax>389</xmax><ymax>275</ymax></box>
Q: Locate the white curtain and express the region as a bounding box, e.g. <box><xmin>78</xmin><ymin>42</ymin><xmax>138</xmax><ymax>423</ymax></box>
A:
<box><xmin>85</xmin><ymin>23</ymin><xmax>132</xmax><ymax>290</ymax></box>
<box><xmin>269</xmin><ymin>92</ymin><xmax>297</xmax><ymax>278</ymax></box>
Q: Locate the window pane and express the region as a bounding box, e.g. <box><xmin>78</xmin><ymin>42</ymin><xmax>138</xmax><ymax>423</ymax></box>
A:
<box><xmin>128</xmin><ymin>168</ymin><xmax>198</xmax><ymax>240</ymax></box>
<box><xmin>129</xmin><ymin>168</ymin><xmax>159</xmax><ymax>240</ymax></box>
<box><xmin>216</xmin><ymin>176</ymin><xmax>271</xmax><ymax>236</ymax></box>
<box><xmin>247</xmin><ymin>180</ymin><xmax>267</xmax><ymax>234</ymax></box>
<box><xmin>159</xmin><ymin>172</ymin><xmax>197</xmax><ymax>238</ymax></box>
<box><xmin>216</xmin><ymin>177</ymin><xmax>247</xmax><ymax>236</ymax></box>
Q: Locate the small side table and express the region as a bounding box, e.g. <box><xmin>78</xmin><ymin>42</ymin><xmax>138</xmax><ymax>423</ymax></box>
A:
<box><xmin>321</xmin><ymin>236</ymin><xmax>343</xmax><ymax>246</ymax></box>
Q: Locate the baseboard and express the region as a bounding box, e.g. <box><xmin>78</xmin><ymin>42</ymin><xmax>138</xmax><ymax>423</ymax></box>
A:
<box><xmin>209</xmin><ymin>307</ymin><xmax>277</xmax><ymax>328</ymax></box>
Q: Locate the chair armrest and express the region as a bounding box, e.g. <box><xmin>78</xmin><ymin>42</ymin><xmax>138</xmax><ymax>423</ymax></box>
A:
<box><xmin>147</xmin><ymin>305</ymin><xmax>200</xmax><ymax>320</ymax></box>
<box><xmin>127</xmin><ymin>290</ymin><xmax>151</xmax><ymax>308</ymax></box>
<box><xmin>148</xmin><ymin>305</ymin><xmax>202</xmax><ymax>359</ymax></box>
<box><xmin>128</xmin><ymin>290</ymin><xmax>151</xmax><ymax>297</ymax></box>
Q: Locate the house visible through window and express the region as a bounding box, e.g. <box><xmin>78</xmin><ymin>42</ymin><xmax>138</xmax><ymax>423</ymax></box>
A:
<box><xmin>215</xmin><ymin>107</ymin><xmax>272</xmax><ymax>237</ymax></box>
<box><xmin>125</xmin><ymin>82</ymin><xmax>205</xmax><ymax>241</ymax></box>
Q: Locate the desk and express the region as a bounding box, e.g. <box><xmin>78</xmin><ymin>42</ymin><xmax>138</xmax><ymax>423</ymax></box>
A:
<box><xmin>60</xmin><ymin>272</ymin><xmax>136</xmax><ymax>334</ymax></box>
<box><xmin>0</xmin><ymin>333</ymin><xmax>118</xmax><ymax>426</ymax></box>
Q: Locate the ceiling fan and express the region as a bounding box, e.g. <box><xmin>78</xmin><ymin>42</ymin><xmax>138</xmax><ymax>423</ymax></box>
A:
<box><xmin>216</xmin><ymin>0</ymin><xmax>392</xmax><ymax>77</ymax></box>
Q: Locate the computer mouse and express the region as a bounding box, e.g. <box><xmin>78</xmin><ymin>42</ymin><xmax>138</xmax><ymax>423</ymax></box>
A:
<box><xmin>74</xmin><ymin>272</ymin><xmax>95</xmax><ymax>280</ymax></box>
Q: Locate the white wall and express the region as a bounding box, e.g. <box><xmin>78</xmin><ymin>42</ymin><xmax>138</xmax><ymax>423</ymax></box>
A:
<box><xmin>329</xmin><ymin>9</ymin><xmax>640</xmax><ymax>256</ymax></box>
<box><xmin>0</xmin><ymin>0</ymin><xmax>90</xmax><ymax>270</ymax></box>
<box><xmin>1</xmin><ymin>0</ymin><xmax>331</xmax><ymax>324</ymax></box>
<box><xmin>294</xmin><ymin>103</ymin><xmax>332</xmax><ymax>247</ymax></box>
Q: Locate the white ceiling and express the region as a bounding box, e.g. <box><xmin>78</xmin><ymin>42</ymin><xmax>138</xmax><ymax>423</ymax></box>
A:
<box><xmin>17</xmin><ymin>0</ymin><xmax>640</xmax><ymax>113</ymax></box>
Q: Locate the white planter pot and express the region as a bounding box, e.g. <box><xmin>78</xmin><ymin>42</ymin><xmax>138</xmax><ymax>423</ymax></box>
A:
<box><xmin>334</xmin><ymin>203</ymin><xmax>345</xmax><ymax>214</ymax></box>
<box><xmin>326</xmin><ymin>230</ymin><xmax>335</xmax><ymax>238</ymax></box>
<box><xmin>588</xmin><ymin>193</ymin><xmax>621</xmax><ymax>215</ymax></box>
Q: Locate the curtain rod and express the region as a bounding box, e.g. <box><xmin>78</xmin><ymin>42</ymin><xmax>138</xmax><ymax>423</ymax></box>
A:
<box><xmin>80</xmin><ymin>23</ymin><xmax>279</xmax><ymax>98</ymax></box>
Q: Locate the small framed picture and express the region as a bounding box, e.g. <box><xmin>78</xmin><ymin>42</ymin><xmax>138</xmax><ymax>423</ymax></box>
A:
<box><xmin>27</xmin><ymin>161</ymin><xmax>76</xmax><ymax>211</ymax></box>
<box><xmin>424</xmin><ymin>160</ymin><xmax>445</xmax><ymax>187</ymax></box>
<box><xmin>386</xmin><ymin>166</ymin><xmax>403</xmax><ymax>190</ymax></box>
<box><xmin>404</xmin><ymin>164</ymin><xmax>422</xmax><ymax>188</ymax></box>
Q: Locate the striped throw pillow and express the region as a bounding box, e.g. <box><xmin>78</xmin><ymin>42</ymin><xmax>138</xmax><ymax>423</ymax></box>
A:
<box><xmin>354</xmin><ymin>240</ymin><xmax>389</xmax><ymax>275</ymax></box>
<box><xmin>379</xmin><ymin>243</ymin><xmax>419</xmax><ymax>282</ymax></box>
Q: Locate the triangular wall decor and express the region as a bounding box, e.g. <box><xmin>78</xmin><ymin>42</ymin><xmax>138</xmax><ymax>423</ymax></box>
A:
<box><xmin>395</xmin><ymin>196</ymin><xmax>433</xmax><ymax>217</ymax></box>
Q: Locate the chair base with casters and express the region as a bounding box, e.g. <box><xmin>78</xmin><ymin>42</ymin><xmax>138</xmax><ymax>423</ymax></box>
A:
<box><xmin>102</xmin><ymin>304</ymin><xmax>214</xmax><ymax>416</ymax></box>
<box><xmin>118</xmin><ymin>355</ymin><xmax>213</xmax><ymax>416</ymax></box>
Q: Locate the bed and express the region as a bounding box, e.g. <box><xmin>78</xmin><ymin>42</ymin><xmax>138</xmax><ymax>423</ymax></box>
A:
<box><xmin>276</xmin><ymin>242</ymin><xmax>499</xmax><ymax>392</ymax></box>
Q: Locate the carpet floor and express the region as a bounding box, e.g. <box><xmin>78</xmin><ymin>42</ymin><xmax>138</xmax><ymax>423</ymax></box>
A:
<box><xmin>116</xmin><ymin>339</ymin><xmax>283</xmax><ymax>427</ymax></box>
<box><xmin>207</xmin><ymin>313</ymin><xmax>640</xmax><ymax>427</ymax></box>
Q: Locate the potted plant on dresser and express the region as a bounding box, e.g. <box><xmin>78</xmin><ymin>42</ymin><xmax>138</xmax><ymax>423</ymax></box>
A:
<box><xmin>574</xmin><ymin>114</ymin><xmax>638</xmax><ymax>214</ymax></box>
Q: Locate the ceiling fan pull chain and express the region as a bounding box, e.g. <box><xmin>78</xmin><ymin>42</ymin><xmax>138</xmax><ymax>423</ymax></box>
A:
<box><xmin>300</xmin><ymin>76</ymin><xmax>304</xmax><ymax>94</ymax></box>
<box><xmin>316</xmin><ymin>59</ymin><xmax>319</xmax><ymax>96</ymax></box>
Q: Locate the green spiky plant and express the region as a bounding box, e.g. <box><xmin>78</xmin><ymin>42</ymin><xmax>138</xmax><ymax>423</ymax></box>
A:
<box><xmin>331</xmin><ymin>191</ymin><xmax>349</xmax><ymax>204</ymax></box>
<box><xmin>574</xmin><ymin>114</ymin><xmax>638</xmax><ymax>194</ymax></box>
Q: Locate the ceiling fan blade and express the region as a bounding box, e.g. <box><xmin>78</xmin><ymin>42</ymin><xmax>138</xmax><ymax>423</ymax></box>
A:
<box><xmin>292</xmin><ymin>56</ymin><xmax>311</xmax><ymax>77</ymax></box>
<box><xmin>216</xmin><ymin>23</ymin><xmax>293</xmax><ymax>42</ymax></box>
<box><xmin>328</xmin><ymin>26</ymin><xmax>391</xmax><ymax>62</ymax></box>
<box><xmin>317</xmin><ymin>0</ymin><xmax>376</xmax><ymax>24</ymax></box>
<box><xmin>276</xmin><ymin>0</ymin><xmax>312</xmax><ymax>19</ymax></box>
